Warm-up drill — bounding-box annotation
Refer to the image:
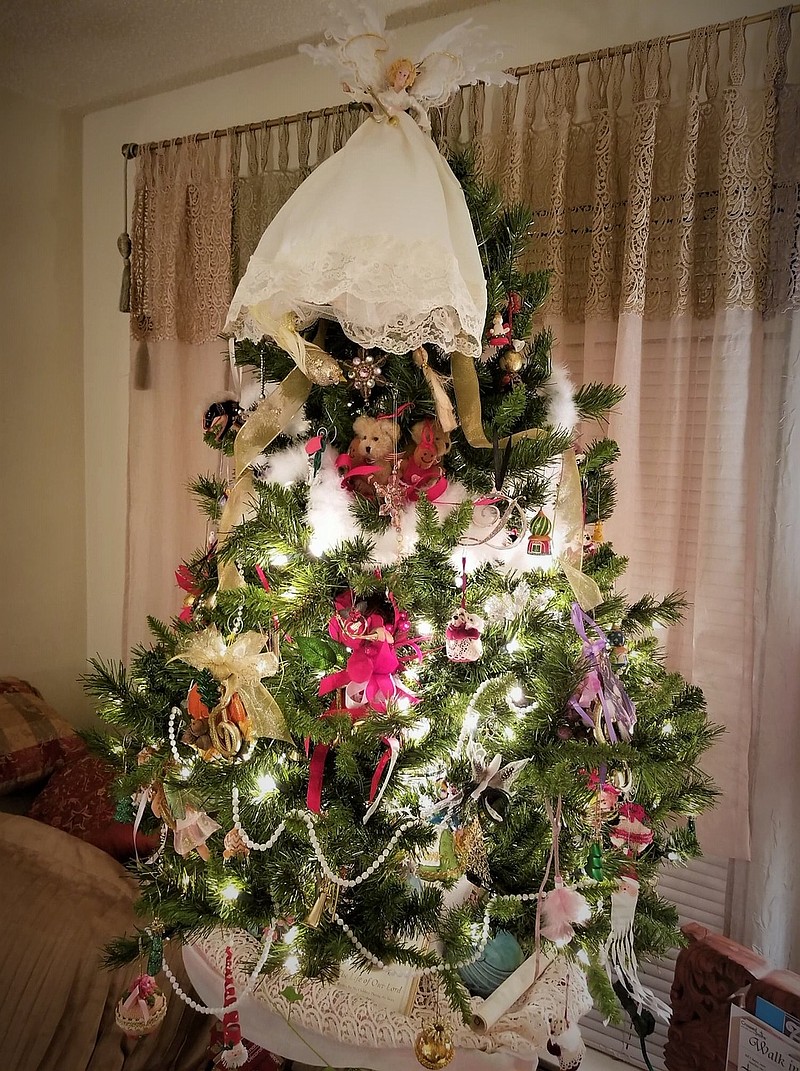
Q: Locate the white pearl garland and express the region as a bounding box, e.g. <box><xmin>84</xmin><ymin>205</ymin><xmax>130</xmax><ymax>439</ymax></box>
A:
<box><xmin>161</xmin><ymin>925</ymin><xmax>275</xmax><ymax>1015</ymax></box>
<box><xmin>231</xmin><ymin>787</ymin><xmax>416</xmax><ymax>888</ymax></box>
<box><xmin>331</xmin><ymin>905</ymin><xmax>493</xmax><ymax>975</ymax></box>
<box><xmin>168</xmin><ymin>706</ymin><xmax>183</xmax><ymax>765</ymax></box>
<box><xmin>227</xmin><ymin>788</ymin><xmax>544</xmax><ymax>980</ymax></box>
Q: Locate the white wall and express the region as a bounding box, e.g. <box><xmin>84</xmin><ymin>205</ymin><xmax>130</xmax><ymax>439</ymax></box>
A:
<box><xmin>0</xmin><ymin>88</ymin><xmax>88</xmax><ymax>724</ymax></box>
<box><xmin>83</xmin><ymin>0</ymin><xmax>761</xmax><ymax>665</ymax></box>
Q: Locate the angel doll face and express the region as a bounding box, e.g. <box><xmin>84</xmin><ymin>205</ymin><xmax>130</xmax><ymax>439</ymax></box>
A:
<box><xmin>387</xmin><ymin>58</ymin><xmax>416</xmax><ymax>91</ymax></box>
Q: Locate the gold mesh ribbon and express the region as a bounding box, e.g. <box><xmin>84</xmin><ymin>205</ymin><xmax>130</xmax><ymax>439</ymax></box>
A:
<box><xmin>452</xmin><ymin>352</ymin><xmax>601</xmax><ymax>610</ymax></box>
<box><xmin>173</xmin><ymin>625</ymin><xmax>291</xmax><ymax>743</ymax></box>
<box><xmin>217</xmin><ymin>367</ymin><xmax>312</xmax><ymax>589</ymax></box>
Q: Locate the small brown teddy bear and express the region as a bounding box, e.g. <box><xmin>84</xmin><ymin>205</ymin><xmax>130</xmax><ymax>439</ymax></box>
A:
<box><xmin>340</xmin><ymin>414</ymin><xmax>400</xmax><ymax>498</ymax></box>
<box><xmin>399</xmin><ymin>418</ymin><xmax>451</xmax><ymax>501</ymax></box>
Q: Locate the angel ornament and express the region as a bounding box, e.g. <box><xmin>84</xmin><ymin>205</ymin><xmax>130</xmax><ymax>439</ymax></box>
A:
<box><xmin>301</xmin><ymin>6</ymin><xmax>515</xmax><ymax>132</ymax></box>
<box><xmin>225</xmin><ymin>7</ymin><xmax>514</xmax><ymax>363</ymax></box>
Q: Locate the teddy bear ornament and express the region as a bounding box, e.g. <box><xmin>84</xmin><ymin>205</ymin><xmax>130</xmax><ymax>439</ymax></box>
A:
<box><xmin>445</xmin><ymin>606</ymin><xmax>485</xmax><ymax>662</ymax></box>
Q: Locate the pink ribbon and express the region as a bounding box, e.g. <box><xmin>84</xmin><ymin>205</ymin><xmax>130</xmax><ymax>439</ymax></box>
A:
<box><xmin>319</xmin><ymin>592</ymin><xmax>421</xmax><ymax>714</ymax></box>
<box><xmin>123</xmin><ymin>974</ymin><xmax>156</xmax><ymax>1021</ymax></box>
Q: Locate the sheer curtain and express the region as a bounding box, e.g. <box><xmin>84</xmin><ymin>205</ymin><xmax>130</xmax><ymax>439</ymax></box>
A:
<box><xmin>125</xmin><ymin>108</ymin><xmax>366</xmax><ymax>651</ymax></box>
<box><xmin>460</xmin><ymin>8</ymin><xmax>799</xmax><ymax>959</ymax></box>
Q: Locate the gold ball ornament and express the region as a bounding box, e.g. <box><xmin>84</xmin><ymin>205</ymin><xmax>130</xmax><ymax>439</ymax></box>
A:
<box><xmin>414</xmin><ymin>1021</ymin><xmax>455</xmax><ymax>1069</ymax></box>
<box><xmin>499</xmin><ymin>350</ymin><xmax>523</xmax><ymax>373</ymax></box>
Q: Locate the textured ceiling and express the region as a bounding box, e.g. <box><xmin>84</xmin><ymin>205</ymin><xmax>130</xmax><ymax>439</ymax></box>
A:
<box><xmin>0</xmin><ymin>0</ymin><xmax>489</xmax><ymax>113</ymax></box>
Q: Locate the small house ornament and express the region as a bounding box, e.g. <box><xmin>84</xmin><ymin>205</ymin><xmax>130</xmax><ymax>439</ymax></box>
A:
<box><xmin>527</xmin><ymin>510</ymin><xmax>552</xmax><ymax>555</ymax></box>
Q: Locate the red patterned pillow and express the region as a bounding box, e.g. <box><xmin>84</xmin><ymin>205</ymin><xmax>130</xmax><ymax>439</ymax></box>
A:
<box><xmin>0</xmin><ymin>677</ymin><xmax>84</xmax><ymax>794</ymax></box>
<box><xmin>29</xmin><ymin>751</ymin><xmax>161</xmax><ymax>861</ymax></box>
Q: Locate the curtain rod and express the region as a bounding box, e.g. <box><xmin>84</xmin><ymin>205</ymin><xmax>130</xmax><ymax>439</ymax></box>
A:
<box><xmin>124</xmin><ymin>4</ymin><xmax>797</xmax><ymax>157</ymax></box>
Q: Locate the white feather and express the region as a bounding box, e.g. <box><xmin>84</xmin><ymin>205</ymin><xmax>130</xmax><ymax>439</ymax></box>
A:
<box><xmin>306</xmin><ymin>448</ymin><xmax>361</xmax><ymax>554</ymax></box>
<box><xmin>256</xmin><ymin>443</ymin><xmax>309</xmax><ymax>486</ymax></box>
<box><xmin>542</xmin><ymin>360</ymin><xmax>579</xmax><ymax>434</ymax></box>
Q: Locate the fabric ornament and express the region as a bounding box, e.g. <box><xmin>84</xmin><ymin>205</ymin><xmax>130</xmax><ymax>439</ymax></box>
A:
<box><xmin>172</xmin><ymin>807</ymin><xmax>221</xmax><ymax>859</ymax></box>
<box><xmin>173</xmin><ymin>625</ymin><xmax>290</xmax><ymax>747</ymax></box>
<box><xmin>318</xmin><ymin>591</ymin><xmax>421</xmax><ymax>713</ymax></box>
<box><xmin>568</xmin><ymin>603</ymin><xmax>637</xmax><ymax>744</ymax></box>
<box><xmin>610</xmin><ymin>802</ymin><xmax>654</xmax><ymax>857</ymax></box>
<box><xmin>539</xmin><ymin>877</ymin><xmax>592</xmax><ymax>947</ymax></box>
<box><xmin>601</xmin><ymin>876</ymin><xmax>671</xmax><ymax>1020</ymax></box>
<box><xmin>547</xmin><ymin>1017</ymin><xmax>585</xmax><ymax>1071</ymax></box>
<box><xmin>445</xmin><ymin>607</ymin><xmax>484</xmax><ymax>662</ymax></box>
<box><xmin>220</xmin><ymin>946</ymin><xmax>248</xmax><ymax>1068</ymax></box>
<box><xmin>115</xmin><ymin>974</ymin><xmax>167</xmax><ymax>1037</ymax></box>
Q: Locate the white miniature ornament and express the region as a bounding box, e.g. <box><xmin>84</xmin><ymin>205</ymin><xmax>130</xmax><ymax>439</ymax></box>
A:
<box><xmin>445</xmin><ymin>606</ymin><xmax>484</xmax><ymax>662</ymax></box>
<box><xmin>601</xmin><ymin>876</ymin><xmax>671</xmax><ymax>1020</ymax></box>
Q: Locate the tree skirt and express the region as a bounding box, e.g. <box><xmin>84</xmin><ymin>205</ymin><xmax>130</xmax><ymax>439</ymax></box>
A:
<box><xmin>183</xmin><ymin>930</ymin><xmax>591</xmax><ymax>1070</ymax></box>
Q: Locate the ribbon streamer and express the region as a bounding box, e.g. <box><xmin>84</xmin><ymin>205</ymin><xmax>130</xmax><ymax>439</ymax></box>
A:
<box><xmin>216</xmin><ymin>368</ymin><xmax>312</xmax><ymax>590</ymax></box>
<box><xmin>363</xmin><ymin>735</ymin><xmax>400</xmax><ymax>824</ymax></box>
<box><xmin>553</xmin><ymin>449</ymin><xmax>602</xmax><ymax>611</ymax></box>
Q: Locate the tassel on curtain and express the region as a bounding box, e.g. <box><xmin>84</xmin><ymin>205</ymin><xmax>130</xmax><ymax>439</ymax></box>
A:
<box><xmin>118</xmin><ymin>142</ymin><xmax>137</xmax><ymax>312</ymax></box>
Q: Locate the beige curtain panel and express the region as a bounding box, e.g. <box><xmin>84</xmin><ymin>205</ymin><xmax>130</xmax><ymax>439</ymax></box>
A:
<box><xmin>125</xmin><ymin>8</ymin><xmax>800</xmax><ymax>961</ymax></box>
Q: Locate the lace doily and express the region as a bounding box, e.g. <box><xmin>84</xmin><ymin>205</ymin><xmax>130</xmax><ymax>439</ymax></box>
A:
<box><xmin>190</xmin><ymin>928</ymin><xmax>591</xmax><ymax>1066</ymax></box>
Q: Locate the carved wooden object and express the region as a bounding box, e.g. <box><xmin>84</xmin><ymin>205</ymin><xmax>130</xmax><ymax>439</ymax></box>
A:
<box><xmin>665</xmin><ymin>923</ymin><xmax>800</xmax><ymax>1071</ymax></box>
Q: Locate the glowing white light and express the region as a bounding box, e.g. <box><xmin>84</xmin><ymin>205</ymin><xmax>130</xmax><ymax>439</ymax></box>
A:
<box><xmin>661</xmin><ymin>720</ymin><xmax>674</xmax><ymax>736</ymax></box>
<box><xmin>416</xmin><ymin>620</ymin><xmax>433</xmax><ymax>636</ymax></box>
<box><xmin>463</xmin><ymin>710</ymin><xmax>479</xmax><ymax>735</ymax></box>
<box><xmin>179</xmin><ymin>765</ymin><xmax>193</xmax><ymax>780</ymax></box>
<box><xmin>406</xmin><ymin>717</ymin><xmax>431</xmax><ymax>744</ymax></box>
<box><xmin>284</xmin><ymin>954</ymin><xmax>300</xmax><ymax>975</ymax></box>
<box><xmin>272</xmin><ymin>553</ymin><xmax>289</xmax><ymax>567</ymax></box>
<box><xmin>505</xmin><ymin>638</ymin><xmax>522</xmax><ymax>654</ymax></box>
<box><xmin>284</xmin><ymin>588</ymin><xmax>298</xmax><ymax>601</ymax></box>
<box><xmin>503</xmin><ymin>725</ymin><xmax>516</xmax><ymax>741</ymax></box>
<box><xmin>220</xmin><ymin>883</ymin><xmax>241</xmax><ymax>901</ymax></box>
<box><xmin>508</xmin><ymin>686</ymin><xmax>525</xmax><ymax>704</ymax></box>
<box><xmin>397</xmin><ymin>696</ymin><xmax>412</xmax><ymax>712</ymax></box>
<box><xmin>256</xmin><ymin>772</ymin><xmax>277</xmax><ymax>796</ymax></box>
<box><xmin>283</xmin><ymin>926</ymin><xmax>299</xmax><ymax>945</ymax></box>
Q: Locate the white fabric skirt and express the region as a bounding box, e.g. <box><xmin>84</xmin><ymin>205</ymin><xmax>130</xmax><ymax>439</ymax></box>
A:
<box><xmin>225</xmin><ymin>111</ymin><xmax>487</xmax><ymax>358</ymax></box>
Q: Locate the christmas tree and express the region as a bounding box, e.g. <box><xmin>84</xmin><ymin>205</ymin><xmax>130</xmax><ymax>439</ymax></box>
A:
<box><xmin>87</xmin><ymin>11</ymin><xmax>719</xmax><ymax>1068</ymax></box>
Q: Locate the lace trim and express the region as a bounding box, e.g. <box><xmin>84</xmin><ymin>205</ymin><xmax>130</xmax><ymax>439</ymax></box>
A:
<box><xmin>192</xmin><ymin>929</ymin><xmax>591</xmax><ymax>1059</ymax></box>
<box><xmin>226</xmin><ymin>237</ymin><xmax>484</xmax><ymax>358</ymax></box>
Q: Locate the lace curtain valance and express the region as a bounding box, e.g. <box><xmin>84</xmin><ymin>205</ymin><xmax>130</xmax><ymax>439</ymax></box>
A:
<box><xmin>129</xmin><ymin>7</ymin><xmax>800</xmax><ymax>343</ymax></box>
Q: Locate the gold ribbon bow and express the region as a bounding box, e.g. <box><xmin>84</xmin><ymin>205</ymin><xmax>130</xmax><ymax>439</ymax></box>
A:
<box><xmin>173</xmin><ymin>625</ymin><xmax>290</xmax><ymax>743</ymax></box>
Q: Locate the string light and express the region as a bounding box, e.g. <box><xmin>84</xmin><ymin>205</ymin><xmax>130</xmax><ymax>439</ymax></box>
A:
<box><xmin>220</xmin><ymin>882</ymin><xmax>241</xmax><ymax>901</ymax></box>
<box><xmin>416</xmin><ymin>620</ymin><xmax>433</xmax><ymax>635</ymax></box>
<box><xmin>284</xmin><ymin>954</ymin><xmax>300</xmax><ymax>975</ymax></box>
<box><xmin>272</xmin><ymin>553</ymin><xmax>289</xmax><ymax>567</ymax></box>
<box><xmin>256</xmin><ymin>771</ymin><xmax>277</xmax><ymax>796</ymax></box>
<box><xmin>505</xmin><ymin>638</ymin><xmax>522</xmax><ymax>654</ymax></box>
<box><xmin>282</xmin><ymin>926</ymin><xmax>299</xmax><ymax>945</ymax></box>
